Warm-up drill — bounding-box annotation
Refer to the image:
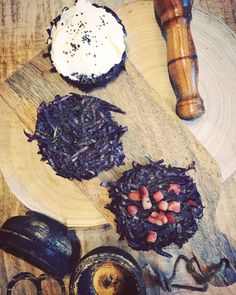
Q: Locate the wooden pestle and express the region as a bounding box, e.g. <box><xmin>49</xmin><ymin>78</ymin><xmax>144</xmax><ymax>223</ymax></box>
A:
<box><xmin>154</xmin><ymin>0</ymin><xmax>205</xmax><ymax>120</ymax></box>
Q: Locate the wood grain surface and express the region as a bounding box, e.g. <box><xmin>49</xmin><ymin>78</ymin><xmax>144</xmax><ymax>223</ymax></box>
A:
<box><xmin>117</xmin><ymin>1</ymin><xmax>236</xmax><ymax>182</ymax></box>
<box><xmin>0</xmin><ymin>43</ymin><xmax>222</xmax><ymax>227</ymax></box>
<box><xmin>0</xmin><ymin>1</ymin><xmax>236</xmax><ymax>294</ymax></box>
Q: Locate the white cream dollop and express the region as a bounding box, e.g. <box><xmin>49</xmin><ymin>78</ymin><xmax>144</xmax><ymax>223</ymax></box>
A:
<box><xmin>49</xmin><ymin>0</ymin><xmax>126</xmax><ymax>80</ymax></box>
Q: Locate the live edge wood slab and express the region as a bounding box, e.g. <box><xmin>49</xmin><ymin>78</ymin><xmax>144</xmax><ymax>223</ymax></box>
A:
<box><xmin>0</xmin><ymin>44</ymin><xmax>236</xmax><ymax>287</ymax></box>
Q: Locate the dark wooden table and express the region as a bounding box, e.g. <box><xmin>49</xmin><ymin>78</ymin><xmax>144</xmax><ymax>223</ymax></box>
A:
<box><xmin>1</xmin><ymin>1</ymin><xmax>236</xmax><ymax>294</ymax></box>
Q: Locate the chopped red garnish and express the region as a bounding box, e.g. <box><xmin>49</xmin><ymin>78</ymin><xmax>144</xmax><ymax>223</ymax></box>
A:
<box><xmin>150</xmin><ymin>212</ymin><xmax>159</xmax><ymax>217</ymax></box>
<box><xmin>140</xmin><ymin>186</ymin><xmax>152</xmax><ymax>210</ymax></box>
<box><xmin>186</xmin><ymin>199</ymin><xmax>197</xmax><ymax>206</ymax></box>
<box><xmin>142</xmin><ymin>199</ymin><xmax>152</xmax><ymax>210</ymax></box>
<box><xmin>156</xmin><ymin>219</ymin><xmax>164</xmax><ymax>226</ymax></box>
<box><xmin>168</xmin><ymin>201</ymin><xmax>181</xmax><ymax>213</ymax></box>
<box><xmin>153</xmin><ymin>191</ymin><xmax>164</xmax><ymax>202</ymax></box>
<box><xmin>140</xmin><ymin>186</ymin><xmax>149</xmax><ymax>198</ymax></box>
<box><xmin>168</xmin><ymin>183</ymin><xmax>181</xmax><ymax>195</ymax></box>
<box><xmin>147</xmin><ymin>211</ymin><xmax>167</xmax><ymax>225</ymax></box>
<box><xmin>156</xmin><ymin>211</ymin><xmax>168</xmax><ymax>224</ymax></box>
<box><xmin>128</xmin><ymin>191</ymin><xmax>141</xmax><ymax>201</ymax></box>
<box><xmin>158</xmin><ymin>200</ymin><xmax>168</xmax><ymax>211</ymax></box>
<box><xmin>146</xmin><ymin>231</ymin><xmax>157</xmax><ymax>243</ymax></box>
<box><xmin>147</xmin><ymin>212</ymin><xmax>159</xmax><ymax>224</ymax></box>
<box><xmin>166</xmin><ymin>212</ymin><xmax>175</xmax><ymax>224</ymax></box>
<box><xmin>127</xmin><ymin>205</ymin><xmax>138</xmax><ymax>216</ymax></box>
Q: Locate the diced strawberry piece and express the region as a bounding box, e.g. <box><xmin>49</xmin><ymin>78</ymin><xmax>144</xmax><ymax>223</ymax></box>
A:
<box><xmin>140</xmin><ymin>186</ymin><xmax>149</xmax><ymax>198</ymax></box>
<box><xmin>168</xmin><ymin>201</ymin><xmax>181</xmax><ymax>213</ymax></box>
<box><xmin>168</xmin><ymin>183</ymin><xmax>181</xmax><ymax>195</ymax></box>
<box><xmin>128</xmin><ymin>191</ymin><xmax>141</xmax><ymax>201</ymax></box>
<box><xmin>153</xmin><ymin>191</ymin><xmax>164</xmax><ymax>202</ymax></box>
<box><xmin>127</xmin><ymin>205</ymin><xmax>138</xmax><ymax>216</ymax></box>
<box><xmin>166</xmin><ymin>212</ymin><xmax>175</xmax><ymax>224</ymax></box>
<box><xmin>186</xmin><ymin>199</ymin><xmax>197</xmax><ymax>206</ymax></box>
<box><xmin>146</xmin><ymin>231</ymin><xmax>157</xmax><ymax>243</ymax></box>
<box><xmin>158</xmin><ymin>200</ymin><xmax>168</xmax><ymax>211</ymax></box>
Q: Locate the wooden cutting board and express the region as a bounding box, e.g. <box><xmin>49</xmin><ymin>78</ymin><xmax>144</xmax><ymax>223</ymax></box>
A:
<box><xmin>0</xmin><ymin>1</ymin><xmax>236</xmax><ymax>285</ymax></box>
<box><xmin>0</xmin><ymin>2</ymin><xmax>236</xmax><ymax>228</ymax></box>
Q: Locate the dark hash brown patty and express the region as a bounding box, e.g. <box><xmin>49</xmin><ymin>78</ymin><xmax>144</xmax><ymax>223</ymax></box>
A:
<box><xmin>105</xmin><ymin>160</ymin><xmax>204</xmax><ymax>258</ymax></box>
<box><xmin>25</xmin><ymin>93</ymin><xmax>127</xmax><ymax>180</ymax></box>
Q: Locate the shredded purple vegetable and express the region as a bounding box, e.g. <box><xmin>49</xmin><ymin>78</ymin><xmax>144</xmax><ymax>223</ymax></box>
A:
<box><xmin>25</xmin><ymin>93</ymin><xmax>127</xmax><ymax>180</ymax></box>
<box><xmin>105</xmin><ymin>160</ymin><xmax>204</xmax><ymax>258</ymax></box>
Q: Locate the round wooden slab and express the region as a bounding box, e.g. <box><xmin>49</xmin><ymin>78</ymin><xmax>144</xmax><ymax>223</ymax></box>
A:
<box><xmin>0</xmin><ymin>1</ymin><xmax>235</xmax><ymax>228</ymax></box>
<box><xmin>117</xmin><ymin>1</ymin><xmax>236</xmax><ymax>182</ymax></box>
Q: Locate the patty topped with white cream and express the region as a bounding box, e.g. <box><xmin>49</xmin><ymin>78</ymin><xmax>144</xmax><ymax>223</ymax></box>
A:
<box><xmin>48</xmin><ymin>0</ymin><xmax>126</xmax><ymax>91</ymax></box>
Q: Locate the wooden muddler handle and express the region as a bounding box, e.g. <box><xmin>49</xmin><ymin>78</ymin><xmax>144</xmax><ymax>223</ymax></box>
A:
<box><xmin>154</xmin><ymin>0</ymin><xmax>205</xmax><ymax>120</ymax></box>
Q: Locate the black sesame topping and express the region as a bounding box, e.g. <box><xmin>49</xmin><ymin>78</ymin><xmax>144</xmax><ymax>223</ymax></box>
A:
<box><xmin>82</xmin><ymin>35</ymin><xmax>91</xmax><ymax>44</ymax></box>
<box><xmin>47</xmin><ymin>2</ymin><xmax>127</xmax><ymax>91</ymax></box>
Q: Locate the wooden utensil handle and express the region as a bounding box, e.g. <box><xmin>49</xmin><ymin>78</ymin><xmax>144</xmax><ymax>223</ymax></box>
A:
<box><xmin>154</xmin><ymin>0</ymin><xmax>205</xmax><ymax>120</ymax></box>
